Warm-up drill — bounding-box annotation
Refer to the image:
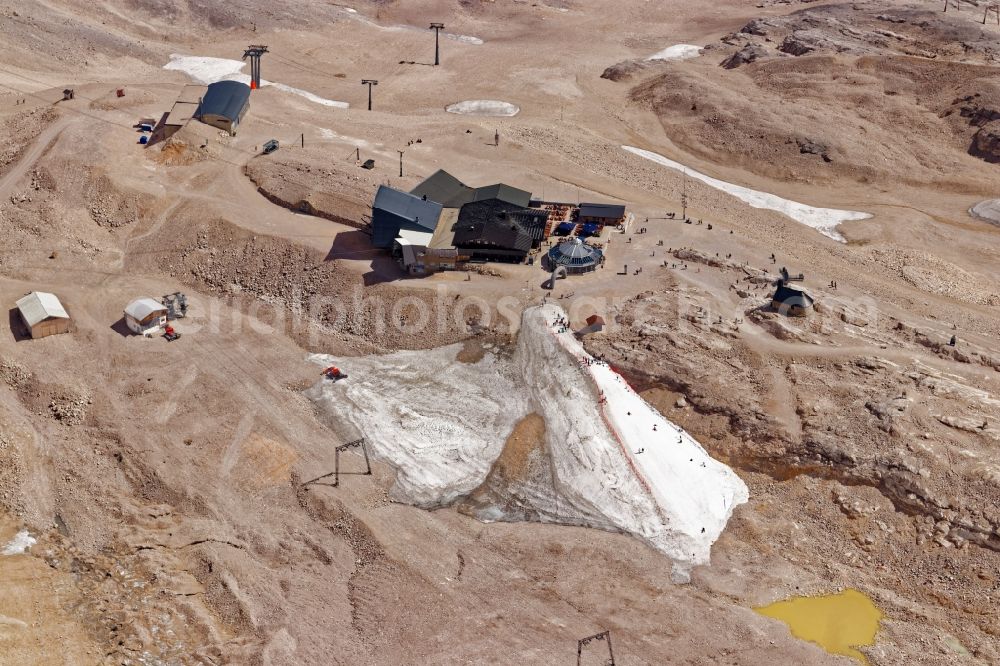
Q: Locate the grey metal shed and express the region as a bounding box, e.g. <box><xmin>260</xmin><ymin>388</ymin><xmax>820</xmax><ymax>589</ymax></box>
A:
<box><xmin>198</xmin><ymin>81</ymin><xmax>251</xmax><ymax>135</ymax></box>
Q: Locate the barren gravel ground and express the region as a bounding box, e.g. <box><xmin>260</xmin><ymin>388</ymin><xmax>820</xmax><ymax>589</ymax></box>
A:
<box><xmin>0</xmin><ymin>0</ymin><xmax>998</xmax><ymax>664</ymax></box>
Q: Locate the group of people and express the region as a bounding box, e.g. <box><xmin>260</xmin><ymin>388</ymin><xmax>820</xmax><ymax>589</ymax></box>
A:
<box><xmin>551</xmin><ymin>315</ymin><xmax>570</xmax><ymax>334</ymax></box>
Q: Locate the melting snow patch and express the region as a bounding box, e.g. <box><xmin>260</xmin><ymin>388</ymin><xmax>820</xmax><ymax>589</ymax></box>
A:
<box><xmin>334</xmin><ymin>9</ymin><xmax>484</xmax><ymax>44</ymax></box>
<box><xmin>970</xmin><ymin>199</ymin><xmax>1000</xmax><ymax>227</ymax></box>
<box><xmin>622</xmin><ymin>145</ymin><xmax>871</xmax><ymax>242</ymax></box>
<box><xmin>164</xmin><ymin>55</ymin><xmax>247</xmax><ymax>85</ymax></box>
<box><xmin>268</xmin><ymin>82</ymin><xmax>349</xmax><ymax>108</ymax></box>
<box><xmin>164</xmin><ymin>55</ymin><xmax>349</xmax><ymax>108</ymax></box>
<box><xmin>646</xmin><ymin>44</ymin><xmax>702</xmax><ymax>61</ymax></box>
<box><xmin>444</xmin><ymin>33</ymin><xmax>484</xmax><ymax>45</ymax></box>
<box><xmin>320</xmin><ymin>128</ymin><xmax>376</xmax><ymax>150</ymax></box>
<box><xmin>307</xmin><ymin>304</ymin><xmax>747</xmax><ymax>579</ymax></box>
<box><xmin>306</xmin><ymin>345</ymin><xmax>527</xmax><ymax>506</ymax></box>
<box><xmin>2</xmin><ymin>530</ymin><xmax>36</xmax><ymax>555</ymax></box>
<box><xmin>446</xmin><ymin>100</ymin><xmax>520</xmax><ymax>117</ymax></box>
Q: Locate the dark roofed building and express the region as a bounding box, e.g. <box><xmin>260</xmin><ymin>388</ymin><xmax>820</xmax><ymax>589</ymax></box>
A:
<box><xmin>198</xmin><ymin>81</ymin><xmax>251</xmax><ymax>135</ymax></box>
<box><xmin>410</xmin><ymin>170</ymin><xmax>532</xmax><ymax>209</ymax></box>
<box><xmin>410</xmin><ymin>169</ymin><xmax>475</xmax><ymax>208</ymax></box>
<box><xmin>402</xmin><ymin>170</ymin><xmax>541</xmax><ymax>264</ymax></box>
<box><xmin>578</xmin><ymin>202</ymin><xmax>626</xmax><ymax>227</ymax></box>
<box><xmin>507</xmin><ymin>208</ymin><xmax>550</xmax><ymax>247</ymax></box>
<box><xmin>371</xmin><ymin>185</ymin><xmax>443</xmax><ymax>249</ymax></box>
<box><xmin>453</xmin><ymin>200</ymin><xmax>533</xmax><ymax>263</ymax></box>
<box><xmin>472</xmin><ymin>183</ymin><xmax>531</xmax><ymax>208</ymax></box>
<box><xmin>771</xmin><ymin>283</ymin><xmax>814</xmax><ymax>316</ymax></box>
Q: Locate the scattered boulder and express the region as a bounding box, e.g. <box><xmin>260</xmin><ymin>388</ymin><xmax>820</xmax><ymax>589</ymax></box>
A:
<box><xmin>721</xmin><ymin>44</ymin><xmax>770</xmax><ymax>69</ymax></box>
<box><xmin>779</xmin><ymin>35</ymin><xmax>816</xmax><ymax>56</ymax></box>
<box><xmin>601</xmin><ymin>60</ymin><xmax>648</xmax><ymax>82</ymax></box>
<box><xmin>797</xmin><ymin>138</ymin><xmax>832</xmax><ymax>162</ymax></box>
<box><xmin>970</xmin><ymin>120</ymin><xmax>1000</xmax><ymax>163</ymax></box>
<box><xmin>740</xmin><ymin>18</ymin><xmax>773</xmax><ymax>37</ymax></box>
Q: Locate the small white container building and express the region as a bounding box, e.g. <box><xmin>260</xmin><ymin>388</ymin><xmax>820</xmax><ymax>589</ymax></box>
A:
<box><xmin>124</xmin><ymin>298</ymin><xmax>168</xmax><ymax>336</ymax></box>
<box><xmin>15</xmin><ymin>291</ymin><xmax>72</xmax><ymax>339</ymax></box>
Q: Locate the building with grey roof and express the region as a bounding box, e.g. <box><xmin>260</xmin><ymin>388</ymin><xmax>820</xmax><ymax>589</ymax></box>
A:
<box><xmin>547</xmin><ymin>237</ymin><xmax>603</xmax><ymax>274</ymax></box>
<box><xmin>371</xmin><ymin>185</ymin><xmax>443</xmax><ymax>249</ymax></box>
<box><xmin>198</xmin><ymin>81</ymin><xmax>251</xmax><ymax>135</ymax></box>
<box><xmin>472</xmin><ymin>183</ymin><xmax>531</xmax><ymax>208</ymax></box>
<box><xmin>578</xmin><ymin>202</ymin><xmax>627</xmax><ymax>227</ymax></box>
<box><xmin>410</xmin><ymin>170</ymin><xmax>475</xmax><ymax>208</ymax></box>
<box><xmin>453</xmin><ymin>214</ymin><xmax>533</xmax><ymax>263</ymax></box>
<box><xmin>410</xmin><ymin>170</ymin><xmax>532</xmax><ymax>209</ymax></box>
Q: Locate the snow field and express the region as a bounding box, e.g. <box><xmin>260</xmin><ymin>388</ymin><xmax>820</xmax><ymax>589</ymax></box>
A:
<box><xmin>164</xmin><ymin>55</ymin><xmax>350</xmax><ymax>108</ymax></box>
<box><xmin>446</xmin><ymin>100</ymin><xmax>520</xmax><ymax>117</ymax></box>
<box><xmin>307</xmin><ymin>305</ymin><xmax>747</xmax><ymax>578</ymax></box>
<box><xmin>622</xmin><ymin>145</ymin><xmax>871</xmax><ymax>242</ymax></box>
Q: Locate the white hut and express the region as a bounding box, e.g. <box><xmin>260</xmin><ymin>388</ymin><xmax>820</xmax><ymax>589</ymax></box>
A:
<box><xmin>15</xmin><ymin>291</ymin><xmax>71</xmax><ymax>339</ymax></box>
<box><xmin>124</xmin><ymin>298</ymin><xmax>168</xmax><ymax>336</ymax></box>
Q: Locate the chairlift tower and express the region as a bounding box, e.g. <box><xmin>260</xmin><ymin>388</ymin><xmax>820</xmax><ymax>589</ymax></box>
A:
<box><xmin>429</xmin><ymin>23</ymin><xmax>445</xmax><ymax>65</ymax></box>
<box><xmin>361</xmin><ymin>79</ymin><xmax>378</xmax><ymax>111</ymax></box>
<box><xmin>243</xmin><ymin>45</ymin><xmax>269</xmax><ymax>89</ymax></box>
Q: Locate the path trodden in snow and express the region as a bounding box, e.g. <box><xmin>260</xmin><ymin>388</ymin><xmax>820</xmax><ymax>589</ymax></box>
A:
<box><xmin>307</xmin><ymin>304</ymin><xmax>747</xmax><ymax>580</ymax></box>
<box><xmin>622</xmin><ymin>145</ymin><xmax>871</xmax><ymax>242</ymax></box>
<box><xmin>519</xmin><ymin>305</ymin><xmax>748</xmax><ymax>580</ymax></box>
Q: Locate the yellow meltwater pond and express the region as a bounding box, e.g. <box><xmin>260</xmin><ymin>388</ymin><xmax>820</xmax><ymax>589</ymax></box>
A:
<box><xmin>755</xmin><ymin>589</ymin><xmax>883</xmax><ymax>664</ymax></box>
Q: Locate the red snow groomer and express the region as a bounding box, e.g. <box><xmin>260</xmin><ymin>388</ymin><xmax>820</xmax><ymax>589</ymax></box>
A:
<box><xmin>163</xmin><ymin>324</ymin><xmax>181</xmax><ymax>342</ymax></box>
<box><xmin>323</xmin><ymin>366</ymin><xmax>348</xmax><ymax>381</ymax></box>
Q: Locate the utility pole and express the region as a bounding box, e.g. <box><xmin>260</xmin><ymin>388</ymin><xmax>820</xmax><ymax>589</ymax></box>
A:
<box><xmin>361</xmin><ymin>79</ymin><xmax>378</xmax><ymax>111</ymax></box>
<box><xmin>242</xmin><ymin>45</ymin><xmax>268</xmax><ymax>89</ymax></box>
<box><xmin>429</xmin><ymin>23</ymin><xmax>445</xmax><ymax>65</ymax></box>
<box><xmin>681</xmin><ymin>169</ymin><xmax>689</xmax><ymax>220</ymax></box>
<box><xmin>398</xmin><ymin>150</ymin><xmax>404</xmax><ymax>177</ymax></box>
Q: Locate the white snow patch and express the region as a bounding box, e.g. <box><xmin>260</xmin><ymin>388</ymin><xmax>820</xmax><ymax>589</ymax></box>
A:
<box><xmin>970</xmin><ymin>199</ymin><xmax>1000</xmax><ymax>226</ymax></box>
<box><xmin>164</xmin><ymin>55</ymin><xmax>247</xmax><ymax>85</ymax></box>
<box><xmin>319</xmin><ymin>128</ymin><xmax>376</xmax><ymax>150</ymax></box>
<box><xmin>307</xmin><ymin>305</ymin><xmax>747</xmax><ymax>578</ymax></box>
<box><xmin>307</xmin><ymin>345</ymin><xmax>528</xmax><ymax>507</ymax></box>
<box><xmin>268</xmin><ymin>82</ymin><xmax>350</xmax><ymax>108</ymax></box>
<box><xmin>334</xmin><ymin>9</ymin><xmax>484</xmax><ymax>44</ymax></box>
<box><xmin>164</xmin><ymin>55</ymin><xmax>349</xmax><ymax>108</ymax></box>
<box><xmin>444</xmin><ymin>33</ymin><xmax>484</xmax><ymax>45</ymax></box>
<box><xmin>519</xmin><ymin>306</ymin><xmax>748</xmax><ymax>579</ymax></box>
<box><xmin>622</xmin><ymin>145</ymin><xmax>871</xmax><ymax>242</ymax></box>
<box><xmin>645</xmin><ymin>44</ymin><xmax>702</xmax><ymax>62</ymax></box>
<box><xmin>446</xmin><ymin>100</ymin><xmax>520</xmax><ymax>117</ymax></box>
<box><xmin>2</xmin><ymin>530</ymin><xmax>36</xmax><ymax>555</ymax></box>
